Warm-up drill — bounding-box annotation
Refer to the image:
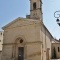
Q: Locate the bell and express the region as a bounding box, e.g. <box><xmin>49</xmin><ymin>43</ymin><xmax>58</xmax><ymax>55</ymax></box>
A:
<box><xmin>58</xmin><ymin>23</ymin><xmax>60</xmax><ymax>26</ymax></box>
<box><xmin>56</xmin><ymin>18</ymin><xmax>59</xmax><ymax>22</ymax></box>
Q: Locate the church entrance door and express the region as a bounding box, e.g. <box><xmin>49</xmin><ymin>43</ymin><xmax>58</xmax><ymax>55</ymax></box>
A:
<box><xmin>18</xmin><ymin>47</ymin><xmax>24</xmax><ymax>60</ymax></box>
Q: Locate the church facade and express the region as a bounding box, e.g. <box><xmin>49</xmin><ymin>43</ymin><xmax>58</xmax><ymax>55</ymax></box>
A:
<box><xmin>1</xmin><ymin>0</ymin><xmax>53</xmax><ymax>60</ymax></box>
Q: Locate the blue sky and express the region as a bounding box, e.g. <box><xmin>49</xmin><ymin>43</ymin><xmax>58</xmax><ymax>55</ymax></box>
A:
<box><xmin>0</xmin><ymin>0</ymin><xmax>60</xmax><ymax>39</ymax></box>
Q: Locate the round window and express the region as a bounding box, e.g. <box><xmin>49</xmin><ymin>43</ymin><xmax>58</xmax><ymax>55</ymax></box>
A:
<box><xmin>20</xmin><ymin>39</ymin><xmax>23</xmax><ymax>43</ymax></box>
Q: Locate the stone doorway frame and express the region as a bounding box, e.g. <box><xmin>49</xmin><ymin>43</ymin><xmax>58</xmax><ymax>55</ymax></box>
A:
<box><xmin>12</xmin><ymin>37</ymin><xmax>27</xmax><ymax>60</ymax></box>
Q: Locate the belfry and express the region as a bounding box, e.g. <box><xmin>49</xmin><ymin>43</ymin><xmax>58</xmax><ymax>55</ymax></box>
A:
<box><xmin>30</xmin><ymin>0</ymin><xmax>42</xmax><ymax>20</ymax></box>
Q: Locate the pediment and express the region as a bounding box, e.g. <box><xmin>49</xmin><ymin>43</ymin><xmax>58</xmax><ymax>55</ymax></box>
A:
<box><xmin>2</xmin><ymin>17</ymin><xmax>40</xmax><ymax>30</ymax></box>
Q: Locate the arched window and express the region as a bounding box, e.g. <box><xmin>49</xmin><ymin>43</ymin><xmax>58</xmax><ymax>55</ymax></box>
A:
<box><xmin>33</xmin><ymin>2</ymin><xmax>36</xmax><ymax>10</ymax></box>
<box><xmin>58</xmin><ymin>47</ymin><xmax>59</xmax><ymax>52</ymax></box>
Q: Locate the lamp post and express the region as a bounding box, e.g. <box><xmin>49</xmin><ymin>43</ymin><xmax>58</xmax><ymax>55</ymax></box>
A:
<box><xmin>54</xmin><ymin>11</ymin><xmax>60</xmax><ymax>26</ymax></box>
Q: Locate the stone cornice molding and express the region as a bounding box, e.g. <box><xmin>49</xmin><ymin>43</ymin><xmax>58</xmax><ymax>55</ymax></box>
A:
<box><xmin>2</xmin><ymin>41</ymin><xmax>42</xmax><ymax>45</ymax></box>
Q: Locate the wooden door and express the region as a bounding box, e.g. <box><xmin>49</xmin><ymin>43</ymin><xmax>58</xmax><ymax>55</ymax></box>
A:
<box><xmin>18</xmin><ymin>47</ymin><xmax>24</xmax><ymax>60</ymax></box>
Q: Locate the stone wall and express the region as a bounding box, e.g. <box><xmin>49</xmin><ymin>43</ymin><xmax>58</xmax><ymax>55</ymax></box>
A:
<box><xmin>0</xmin><ymin>51</ymin><xmax>2</xmax><ymax>60</ymax></box>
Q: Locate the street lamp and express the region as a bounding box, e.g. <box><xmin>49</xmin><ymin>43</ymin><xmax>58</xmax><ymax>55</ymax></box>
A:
<box><xmin>54</xmin><ymin>11</ymin><xmax>60</xmax><ymax>26</ymax></box>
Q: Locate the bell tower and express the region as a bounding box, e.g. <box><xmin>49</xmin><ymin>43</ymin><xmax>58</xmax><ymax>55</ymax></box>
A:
<box><xmin>30</xmin><ymin>0</ymin><xmax>43</xmax><ymax>20</ymax></box>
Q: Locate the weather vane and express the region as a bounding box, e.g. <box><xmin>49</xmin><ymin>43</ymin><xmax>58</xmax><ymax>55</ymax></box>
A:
<box><xmin>54</xmin><ymin>11</ymin><xmax>60</xmax><ymax>26</ymax></box>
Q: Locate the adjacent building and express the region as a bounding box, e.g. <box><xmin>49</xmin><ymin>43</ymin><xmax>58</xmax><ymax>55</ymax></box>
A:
<box><xmin>0</xmin><ymin>31</ymin><xmax>3</xmax><ymax>51</ymax></box>
<box><xmin>0</xmin><ymin>31</ymin><xmax>3</xmax><ymax>60</ymax></box>
<box><xmin>52</xmin><ymin>39</ymin><xmax>60</xmax><ymax>59</ymax></box>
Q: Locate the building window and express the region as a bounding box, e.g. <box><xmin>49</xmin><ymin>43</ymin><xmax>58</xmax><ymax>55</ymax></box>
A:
<box><xmin>0</xmin><ymin>40</ymin><xmax>1</xmax><ymax>42</ymax></box>
<box><xmin>58</xmin><ymin>47</ymin><xmax>59</xmax><ymax>52</ymax></box>
<box><xmin>1</xmin><ymin>33</ymin><xmax>2</xmax><ymax>35</ymax></box>
<box><xmin>33</xmin><ymin>2</ymin><xmax>36</xmax><ymax>10</ymax></box>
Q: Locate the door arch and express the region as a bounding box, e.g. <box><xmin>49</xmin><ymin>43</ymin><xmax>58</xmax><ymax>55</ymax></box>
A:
<box><xmin>12</xmin><ymin>37</ymin><xmax>26</xmax><ymax>60</ymax></box>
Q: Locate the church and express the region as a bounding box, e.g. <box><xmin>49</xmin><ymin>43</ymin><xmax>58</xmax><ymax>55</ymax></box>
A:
<box><xmin>1</xmin><ymin>0</ymin><xmax>53</xmax><ymax>60</ymax></box>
